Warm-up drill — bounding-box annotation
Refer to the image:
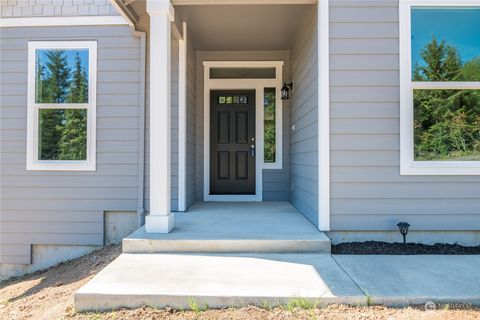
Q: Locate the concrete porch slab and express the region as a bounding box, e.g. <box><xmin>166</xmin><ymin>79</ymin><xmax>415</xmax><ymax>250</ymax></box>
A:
<box><xmin>333</xmin><ymin>255</ymin><xmax>480</xmax><ymax>306</ymax></box>
<box><xmin>123</xmin><ymin>202</ymin><xmax>331</xmax><ymax>253</ymax></box>
<box><xmin>75</xmin><ymin>253</ymin><xmax>364</xmax><ymax>311</ymax></box>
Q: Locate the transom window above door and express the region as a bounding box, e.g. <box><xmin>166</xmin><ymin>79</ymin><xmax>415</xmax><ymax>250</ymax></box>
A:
<box><xmin>210</xmin><ymin>67</ymin><xmax>276</xmax><ymax>79</ymax></box>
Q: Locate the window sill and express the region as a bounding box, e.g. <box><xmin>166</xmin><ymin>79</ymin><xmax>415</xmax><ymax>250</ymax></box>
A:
<box><xmin>401</xmin><ymin>161</ymin><xmax>480</xmax><ymax>175</ymax></box>
<box><xmin>26</xmin><ymin>160</ymin><xmax>96</xmax><ymax>171</ymax></box>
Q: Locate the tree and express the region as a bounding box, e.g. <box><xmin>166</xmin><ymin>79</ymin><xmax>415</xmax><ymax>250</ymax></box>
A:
<box><xmin>413</xmin><ymin>35</ymin><xmax>462</xmax><ymax>82</ymax></box>
<box><xmin>38</xmin><ymin>109</ymin><xmax>63</xmax><ymax>160</ymax></box>
<box><xmin>413</xmin><ymin>36</ymin><xmax>480</xmax><ymax>160</ymax></box>
<box><xmin>57</xmin><ymin>52</ymin><xmax>89</xmax><ymax>160</ymax></box>
<box><xmin>58</xmin><ymin>109</ymin><xmax>87</xmax><ymax>160</ymax></box>
<box><xmin>44</xmin><ymin>50</ymin><xmax>71</xmax><ymax>103</ymax></box>
<box><xmin>67</xmin><ymin>52</ymin><xmax>88</xmax><ymax>104</ymax></box>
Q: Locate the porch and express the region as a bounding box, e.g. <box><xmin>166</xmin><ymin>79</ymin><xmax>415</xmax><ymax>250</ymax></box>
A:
<box><xmin>123</xmin><ymin>201</ymin><xmax>331</xmax><ymax>253</ymax></box>
<box><xmin>129</xmin><ymin>0</ymin><xmax>330</xmax><ymax>233</ymax></box>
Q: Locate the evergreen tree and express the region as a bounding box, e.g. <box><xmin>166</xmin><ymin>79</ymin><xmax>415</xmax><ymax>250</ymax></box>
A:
<box><xmin>35</xmin><ymin>59</ymin><xmax>49</xmax><ymax>103</ymax></box>
<box><xmin>58</xmin><ymin>109</ymin><xmax>87</xmax><ymax>160</ymax></box>
<box><xmin>413</xmin><ymin>36</ymin><xmax>462</xmax><ymax>82</ymax></box>
<box><xmin>59</xmin><ymin>52</ymin><xmax>89</xmax><ymax>160</ymax></box>
<box><xmin>67</xmin><ymin>52</ymin><xmax>88</xmax><ymax>104</ymax></box>
<box><xmin>44</xmin><ymin>50</ymin><xmax>71</xmax><ymax>103</ymax></box>
<box><xmin>37</xmin><ymin>50</ymin><xmax>71</xmax><ymax>159</ymax></box>
<box><xmin>38</xmin><ymin>109</ymin><xmax>63</xmax><ymax>160</ymax></box>
<box><xmin>413</xmin><ymin>36</ymin><xmax>480</xmax><ymax>160</ymax></box>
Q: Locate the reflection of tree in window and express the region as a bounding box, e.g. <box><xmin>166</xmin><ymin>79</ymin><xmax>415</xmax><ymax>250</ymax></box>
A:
<box><xmin>413</xmin><ymin>36</ymin><xmax>480</xmax><ymax>161</ymax></box>
<box><xmin>264</xmin><ymin>88</ymin><xmax>276</xmax><ymax>163</ymax></box>
<box><xmin>36</xmin><ymin>49</ymin><xmax>89</xmax><ymax>160</ymax></box>
<box><xmin>39</xmin><ymin>109</ymin><xmax>87</xmax><ymax>160</ymax></box>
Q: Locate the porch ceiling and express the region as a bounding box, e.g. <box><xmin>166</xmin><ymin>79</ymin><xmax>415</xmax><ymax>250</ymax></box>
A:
<box><xmin>176</xmin><ymin>4</ymin><xmax>313</xmax><ymax>50</ymax></box>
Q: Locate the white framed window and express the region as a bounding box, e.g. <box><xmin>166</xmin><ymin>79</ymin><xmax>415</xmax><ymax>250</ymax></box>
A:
<box><xmin>400</xmin><ymin>1</ymin><xmax>480</xmax><ymax>175</ymax></box>
<box><xmin>27</xmin><ymin>41</ymin><xmax>97</xmax><ymax>171</ymax></box>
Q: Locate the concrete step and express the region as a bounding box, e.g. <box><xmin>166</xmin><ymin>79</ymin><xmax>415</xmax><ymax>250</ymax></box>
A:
<box><xmin>74</xmin><ymin>253</ymin><xmax>364</xmax><ymax>311</ymax></box>
<box><xmin>123</xmin><ymin>236</ymin><xmax>331</xmax><ymax>253</ymax></box>
<box><xmin>122</xmin><ymin>202</ymin><xmax>331</xmax><ymax>254</ymax></box>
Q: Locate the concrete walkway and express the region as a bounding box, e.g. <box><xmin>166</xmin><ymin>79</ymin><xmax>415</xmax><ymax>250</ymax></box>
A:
<box><xmin>74</xmin><ymin>202</ymin><xmax>480</xmax><ymax>311</ymax></box>
<box><xmin>333</xmin><ymin>255</ymin><xmax>480</xmax><ymax>306</ymax></box>
<box><xmin>74</xmin><ymin>253</ymin><xmax>480</xmax><ymax>311</ymax></box>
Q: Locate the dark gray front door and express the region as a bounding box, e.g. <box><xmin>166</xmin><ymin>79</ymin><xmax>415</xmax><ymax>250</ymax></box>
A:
<box><xmin>210</xmin><ymin>90</ymin><xmax>256</xmax><ymax>195</ymax></box>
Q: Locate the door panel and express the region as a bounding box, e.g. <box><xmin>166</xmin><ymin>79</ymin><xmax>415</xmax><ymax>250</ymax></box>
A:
<box><xmin>210</xmin><ymin>90</ymin><xmax>255</xmax><ymax>195</ymax></box>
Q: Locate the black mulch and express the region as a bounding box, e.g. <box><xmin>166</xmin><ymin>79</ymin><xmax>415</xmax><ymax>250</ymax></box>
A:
<box><xmin>331</xmin><ymin>241</ymin><xmax>480</xmax><ymax>255</ymax></box>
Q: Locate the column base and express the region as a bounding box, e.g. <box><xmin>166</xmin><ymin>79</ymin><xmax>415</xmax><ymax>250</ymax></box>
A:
<box><xmin>145</xmin><ymin>213</ymin><xmax>174</xmax><ymax>233</ymax></box>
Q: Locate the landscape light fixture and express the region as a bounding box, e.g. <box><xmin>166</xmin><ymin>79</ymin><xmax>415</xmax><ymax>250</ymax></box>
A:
<box><xmin>281</xmin><ymin>82</ymin><xmax>294</xmax><ymax>100</ymax></box>
<box><xmin>397</xmin><ymin>222</ymin><xmax>410</xmax><ymax>244</ymax></box>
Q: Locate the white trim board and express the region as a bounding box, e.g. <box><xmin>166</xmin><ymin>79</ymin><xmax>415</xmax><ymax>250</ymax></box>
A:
<box><xmin>399</xmin><ymin>0</ymin><xmax>480</xmax><ymax>175</ymax></box>
<box><xmin>172</xmin><ymin>0</ymin><xmax>316</xmax><ymax>4</ymax></box>
<box><xmin>317</xmin><ymin>0</ymin><xmax>330</xmax><ymax>231</ymax></box>
<box><xmin>0</xmin><ymin>16</ymin><xmax>129</xmax><ymax>28</ymax></box>
<box><xmin>203</xmin><ymin>61</ymin><xmax>284</xmax><ymax>202</ymax></box>
<box><xmin>178</xmin><ymin>22</ymin><xmax>188</xmax><ymax>212</ymax></box>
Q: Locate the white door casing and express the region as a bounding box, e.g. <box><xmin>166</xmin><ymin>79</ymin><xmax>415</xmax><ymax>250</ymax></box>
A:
<box><xmin>203</xmin><ymin>61</ymin><xmax>284</xmax><ymax>201</ymax></box>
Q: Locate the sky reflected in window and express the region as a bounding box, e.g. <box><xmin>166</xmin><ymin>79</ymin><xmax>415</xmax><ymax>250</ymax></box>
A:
<box><xmin>411</xmin><ymin>7</ymin><xmax>480</xmax><ymax>68</ymax></box>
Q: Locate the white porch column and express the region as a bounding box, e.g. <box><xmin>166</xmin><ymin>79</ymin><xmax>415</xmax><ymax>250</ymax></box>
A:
<box><xmin>146</xmin><ymin>0</ymin><xmax>175</xmax><ymax>233</ymax></box>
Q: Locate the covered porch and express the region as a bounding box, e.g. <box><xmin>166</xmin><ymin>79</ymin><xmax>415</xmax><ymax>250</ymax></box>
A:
<box><xmin>119</xmin><ymin>0</ymin><xmax>330</xmax><ymax>234</ymax></box>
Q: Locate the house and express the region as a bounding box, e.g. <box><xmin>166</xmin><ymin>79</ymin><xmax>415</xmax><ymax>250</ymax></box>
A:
<box><xmin>1</xmin><ymin>0</ymin><xmax>479</xmax><ymax>280</ymax></box>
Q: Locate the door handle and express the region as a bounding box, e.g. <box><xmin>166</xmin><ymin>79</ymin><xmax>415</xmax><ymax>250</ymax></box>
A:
<box><xmin>250</xmin><ymin>144</ymin><xmax>255</xmax><ymax>158</ymax></box>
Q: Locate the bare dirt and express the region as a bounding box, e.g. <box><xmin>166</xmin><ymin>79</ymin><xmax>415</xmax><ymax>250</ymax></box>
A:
<box><xmin>1</xmin><ymin>245</ymin><xmax>479</xmax><ymax>320</ymax></box>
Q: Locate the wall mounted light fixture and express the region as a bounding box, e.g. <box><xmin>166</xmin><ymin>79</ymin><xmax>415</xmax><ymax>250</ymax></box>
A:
<box><xmin>281</xmin><ymin>82</ymin><xmax>294</xmax><ymax>100</ymax></box>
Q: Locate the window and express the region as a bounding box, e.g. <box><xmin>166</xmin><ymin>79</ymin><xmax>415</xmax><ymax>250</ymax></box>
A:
<box><xmin>210</xmin><ymin>67</ymin><xmax>276</xmax><ymax>79</ymax></box>
<box><xmin>264</xmin><ymin>88</ymin><xmax>276</xmax><ymax>163</ymax></box>
<box><xmin>27</xmin><ymin>41</ymin><xmax>96</xmax><ymax>171</ymax></box>
<box><xmin>400</xmin><ymin>1</ymin><xmax>480</xmax><ymax>175</ymax></box>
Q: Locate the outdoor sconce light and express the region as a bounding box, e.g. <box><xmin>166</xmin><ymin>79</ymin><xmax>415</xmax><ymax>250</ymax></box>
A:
<box><xmin>281</xmin><ymin>82</ymin><xmax>294</xmax><ymax>100</ymax></box>
<box><xmin>397</xmin><ymin>222</ymin><xmax>410</xmax><ymax>244</ymax></box>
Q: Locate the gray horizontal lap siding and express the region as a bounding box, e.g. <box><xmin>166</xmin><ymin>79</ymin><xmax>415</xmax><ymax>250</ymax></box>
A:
<box><xmin>0</xmin><ymin>25</ymin><xmax>142</xmax><ymax>264</ymax></box>
<box><xmin>289</xmin><ymin>7</ymin><xmax>319</xmax><ymax>226</ymax></box>
<box><xmin>186</xmin><ymin>37</ymin><xmax>196</xmax><ymax>209</ymax></box>
<box><xmin>329</xmin><ymin>0</ymin><xmax>480</xmax><ymax>231</ymax></box>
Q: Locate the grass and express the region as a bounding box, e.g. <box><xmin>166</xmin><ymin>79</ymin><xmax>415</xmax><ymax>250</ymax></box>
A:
<box><xmin>365</xmin><ymin>291</ymin><xmax>373</xmax><ymax>307</ymax></box>
<box><xmin>286</xmin><ymin>297</ymin><xmax>317</xmax><ymax>311</ymax></box>
<box><xmin>188</xmin><ymin>298</ymin><xmax>207</xmax><ymax>313</ymax></box>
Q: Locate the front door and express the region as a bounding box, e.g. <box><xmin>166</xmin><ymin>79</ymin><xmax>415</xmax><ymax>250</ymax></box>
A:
<box><xmin>210</xmin><ymin>90</ymin><xmax>256</xmax><ymax>194</ymax></box>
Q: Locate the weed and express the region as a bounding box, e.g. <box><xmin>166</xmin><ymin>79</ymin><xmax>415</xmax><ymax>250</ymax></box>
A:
<box><xmin>365</xmin><ymin>291</ymin><xmax>373</xmax><ymax>306</ymax></box>
<box><xmin>260</xmin><ymin>300</ymin><xmax>271</xmax><ymax>310</ymax></box>
<box><xmin>188</xmin><ymin>298</ymin><xmax>201</xmax><ymax>313</ymax></box>
<box><xmin>88</xmin><ymin>312</ymin><xmax>102</xmax><ymax>320</ymax></box>
<box><xmin>287</xmin><ymin>297</ymin><xmax>316</xmax><ymax>310</ymax></box>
